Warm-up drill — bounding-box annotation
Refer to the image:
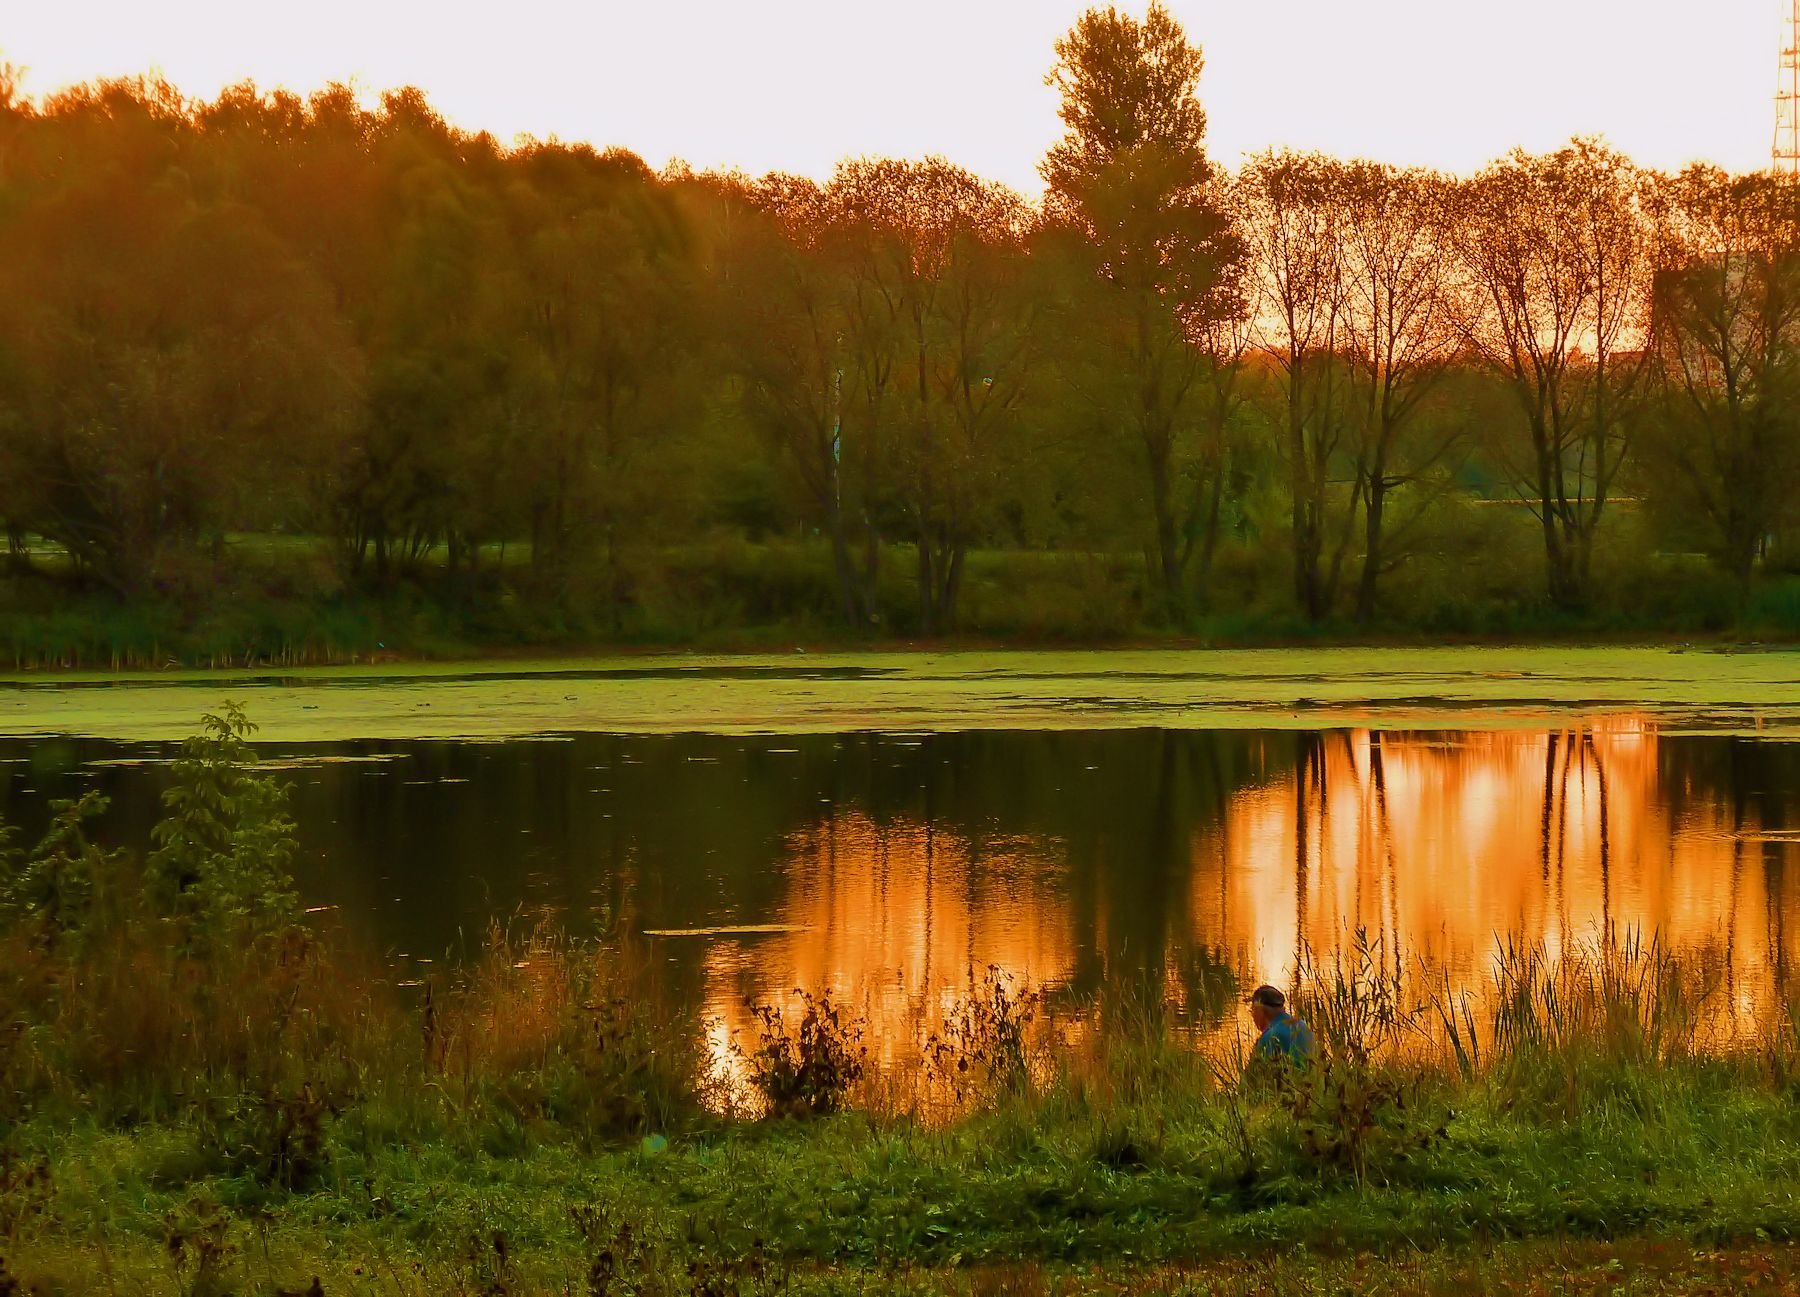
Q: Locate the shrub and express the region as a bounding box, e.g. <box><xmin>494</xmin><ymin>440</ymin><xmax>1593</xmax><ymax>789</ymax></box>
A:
<box><xmin>0</xmin><ymin>706</ymin><xmax>381</xmax><ymax>1133</ymax></box>
<box><xmin>1277</xmin><ymin>930</ymin><xmax>1445</xmax><ymax>1184</ymax></box>
<box><xmin>924</xmin><ymin>965</ymin><xmax>1041</xmax><ymax>1108</ymax></box>
<box><xmin>147</xmin><ymin>702</ymin><xmax>301</xmax><ymax>949</ymax></box>
<box><xmin>0</xmin><ymin>791</ymin><xmax>118</xmax><ymax>952</ymax></box>
<box><xmin>739</xmin><ymin>990</ymin><xmax>867</xmax><ymax>1118</ymax></box>
<box><xmin>959</xmin><ymin>551</ymin><xmax>1146</xmax><ymax>640</ymax></box>
<box><xmin>1273</xmin><ymin>1055</ymin><xmax>1447</xmax><ymax>1186</ymax></box>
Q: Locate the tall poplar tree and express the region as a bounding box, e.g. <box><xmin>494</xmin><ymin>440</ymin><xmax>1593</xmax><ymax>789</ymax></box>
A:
<box><xmin>1041</xmin><ymin>2</ymin><xmax>1244</xmax><ymax>623</ymax></box>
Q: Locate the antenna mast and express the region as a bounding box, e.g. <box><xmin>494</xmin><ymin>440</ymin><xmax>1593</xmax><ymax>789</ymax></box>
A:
<box><xmin>1778</xmin><ymin>0</ymin><xmax>1800</xmax><ymax>173</ymax></box>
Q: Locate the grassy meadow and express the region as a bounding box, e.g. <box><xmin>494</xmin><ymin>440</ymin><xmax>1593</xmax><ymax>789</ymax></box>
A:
<box><xmin>3</xmin><ymin>709</ymin><xmax>1800</xmax><ymax>1294</ymax></box>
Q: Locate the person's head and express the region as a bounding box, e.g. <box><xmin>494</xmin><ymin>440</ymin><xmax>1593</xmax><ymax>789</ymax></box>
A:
<box><xmin>1247</xmin><ymin>984</ymin><xmax>1286</xmax><ymax>1031</ymax></box>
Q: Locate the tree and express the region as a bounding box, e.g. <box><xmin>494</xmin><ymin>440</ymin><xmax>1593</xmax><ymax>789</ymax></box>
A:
<box><xmin>709</xmin><ymin>171</ymin><xmax>888</xmax><ymax>629</ymax></box>
<box><xmin>1240</xmin><ymin>151</ymin><xmax>1357</xmax><ymax>622</ymax></box>
<box><xmin>823</xmin><ymin>158</ymin><xmax>1039</xmax><ymax>634</ymax></box>
<box><xmin>1640</xmin><ymin>166</ymin><xmax>1800</xmax><ymax>582</ymax></box>
<box><xmin>1041</xmin><ymin>2</ymin><xmax>1245</xmax><ymax>623</ymax></box>
<box><xmin>343</xmin><ymin>120</ymin><xmax>505</xmax><ymax>584</ymax></box>
<box><xmin>1452</xmin><ymin>140</ymin><xmax>1653</xmax><ymax>612</ymax></box>
<box><xmin>0</xmin><ymin>79</ymin><xmax>357</xmax><ymax>596</ymax></box>
<box><xmin>1336</xmin><ymin>163</ymin><xmax>1463</xmax><ymax>622</ymax></box>
<box><xmin>506</xmin><ymin>143</ymin><xmax>700</xmax><ymax>620</ymax></box>
<box><xmin>0</xmin><ymin>61</ymin><xmax>28</xmax><ymax>183</ymax></box>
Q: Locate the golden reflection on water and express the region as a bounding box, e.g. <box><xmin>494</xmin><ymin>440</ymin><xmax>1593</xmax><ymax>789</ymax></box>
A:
<box><xmin>699</xmin><ymin>817</ymin><xmax>1074</xmax><ymax>1083</ymax></box>
<box><xmin>700</xmin><ymin>723</ymin><xmax>1800</xmax><ymax>1072</ymax></box>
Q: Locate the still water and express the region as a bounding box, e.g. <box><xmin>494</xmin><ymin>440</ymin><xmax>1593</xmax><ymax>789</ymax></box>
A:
<box><xmin>3</xmin><ymin>720</ymin><xmax>1798</xmax><ymax>1044</ymax></box>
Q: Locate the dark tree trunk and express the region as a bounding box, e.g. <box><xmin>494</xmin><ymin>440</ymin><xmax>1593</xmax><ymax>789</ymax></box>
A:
<box><xmin>1356</xmin><ymin>477</ymin><xmax>1387</xmax><ymax>625</ymax></box>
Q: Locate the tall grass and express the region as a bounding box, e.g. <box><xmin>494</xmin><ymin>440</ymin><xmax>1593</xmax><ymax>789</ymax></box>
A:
<box><xmin>417</xmin><ymin>921</ymin><xmax>713</xmax><ymax>1146</ymax></box>
<box><xmin>0</xmin><ymin>710</ymin><xmax>711</xmax><ymax>1181</ymax></box>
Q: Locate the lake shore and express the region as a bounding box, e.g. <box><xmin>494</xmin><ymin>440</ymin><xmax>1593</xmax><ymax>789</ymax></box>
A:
<box><xmin>10</xmin><ymin>921</ymin><xmax>1800</xmax><ymax>1296</ymax></box>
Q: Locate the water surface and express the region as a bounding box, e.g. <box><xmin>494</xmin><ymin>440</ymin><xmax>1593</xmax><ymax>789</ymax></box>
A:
<box><xmin>5</xmin><ymin>717</ymin><xmax>1797</xmax><ymax>1054</ymax></box>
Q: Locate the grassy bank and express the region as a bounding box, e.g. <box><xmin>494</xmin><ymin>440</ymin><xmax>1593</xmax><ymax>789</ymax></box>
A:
<box><xmin>5</xmin><ymin>712</ymin><xmax>1800</xmax><ymax>1294</ymax></box>
<box><xmin>10</xmin><ymin>927</ymin><xmax>1800</xmax><ymax>1296</ymax></box>
<box><xmin>3</xmin><ymin>534</ymin><xmax>1800</xmax><ymax>671</ymax></box>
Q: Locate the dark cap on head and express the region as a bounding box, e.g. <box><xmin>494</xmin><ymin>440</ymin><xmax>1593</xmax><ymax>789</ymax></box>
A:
<box><xmin>1247</xmin><ymin>984</ymin><xmax>1286</xmax><ymax>1011</ymax></box>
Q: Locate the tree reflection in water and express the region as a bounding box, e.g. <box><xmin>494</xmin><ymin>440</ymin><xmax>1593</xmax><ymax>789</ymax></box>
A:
<box><xmin>0</xmin><ymin>722</ymin><xmax>1794</xmax><ymax>1062</ymax></box>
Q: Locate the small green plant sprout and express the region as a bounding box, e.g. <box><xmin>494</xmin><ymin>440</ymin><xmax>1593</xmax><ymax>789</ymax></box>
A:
<box><xmin>148</xmin><ymin>703</ymin><xmax>300</xmax><ymax>946</ymax></box>
<box><xmin>738</xmin><ymin>989</ymin><xmax>867</xmax><ymax>1118</ymax></box>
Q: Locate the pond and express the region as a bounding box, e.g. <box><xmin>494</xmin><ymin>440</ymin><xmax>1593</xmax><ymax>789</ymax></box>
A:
<box><xmin>3</xmin><ymin>648</ymin><xmax>1799</xmax><ymax>1054</ymax></box>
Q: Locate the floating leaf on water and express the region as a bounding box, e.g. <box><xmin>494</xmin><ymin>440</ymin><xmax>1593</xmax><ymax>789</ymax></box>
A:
<box><xmin>239</xmin><ymin>753</ymin><xmax>412</xmax><ymax>770</ymax></box>
<box><xmin>457</xmin><ymin>734</ymin><xmax>577</xmax><ymax>745</ymax></box>
<box><xmin>642</xmin><ymin>924</ymin><xmax>814</xmax><ymax>937</ymax></box>
<box><xmin>1677</xmin><ymin>829</ymin><xmax>1800</xmax><ymax>844</ymax></box>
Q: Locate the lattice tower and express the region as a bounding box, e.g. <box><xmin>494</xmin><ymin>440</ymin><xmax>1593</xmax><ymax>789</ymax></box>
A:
<box><xmin>1778</xmin><ymin>0</ymin><xmax>1800</xmax><ymax>173</ymax></box>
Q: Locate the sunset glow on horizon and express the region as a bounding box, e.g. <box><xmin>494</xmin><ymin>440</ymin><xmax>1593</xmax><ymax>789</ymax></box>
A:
<box><xmin>2</xmin><ymin>0</ymin><xmax>1783</xmax><ymax>193</ymax></box>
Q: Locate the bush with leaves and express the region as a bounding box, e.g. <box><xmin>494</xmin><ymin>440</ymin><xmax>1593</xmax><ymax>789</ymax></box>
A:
<box><xmin>1270</xmin><ymin>929</ymin><xmax>1448</xmax><ymax>1184</ymax></box>
<box><xmin>0</xmin><ymin>791</ymin><xmax>118</xmax><ymax>952</ymax></box>
<box><xmin>924</xmin><ymin>965</ymin><xmax>1041</xmax><ymax>1108</ymax></box>
<box><xmin>738</xmin><ymin>990</ymin><xmax>867</xmax><ymax>1118</ymax></box>
<box><xmin>0</xmin><ymin>706</ymin><xmax>367</xmax><ymax>1135</ymax></box>
<box><xmin>148</xmin><ymin>701</ymin><xmax>300</xmax><ymax>947</ymax></box>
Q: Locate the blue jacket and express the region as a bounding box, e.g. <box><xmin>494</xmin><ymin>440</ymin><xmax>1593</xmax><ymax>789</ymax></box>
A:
<box><xmin>1253</xmin><ymin>1012</ymin><xmax>1316</xmax><ymax>1067</ymax></box>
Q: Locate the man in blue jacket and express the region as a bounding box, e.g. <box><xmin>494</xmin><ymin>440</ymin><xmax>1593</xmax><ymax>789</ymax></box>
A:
<box><xmin>1247</xmin><ymin>984</ymin><xmax>1315</xmax><ymax>1069</ymax></box>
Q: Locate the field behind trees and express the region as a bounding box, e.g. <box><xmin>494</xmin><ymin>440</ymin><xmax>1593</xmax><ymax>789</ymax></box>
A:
<box><xmin>4</xmin><ymin>5</ymin><xmax>1800</xmax><ymax>665</ymax></box>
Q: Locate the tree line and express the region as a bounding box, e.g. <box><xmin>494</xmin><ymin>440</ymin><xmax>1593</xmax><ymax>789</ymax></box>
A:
<box><xmin>2</xmin><ymin>5</ymin><xmax>1798</xmax><ymax>642</ymax></box>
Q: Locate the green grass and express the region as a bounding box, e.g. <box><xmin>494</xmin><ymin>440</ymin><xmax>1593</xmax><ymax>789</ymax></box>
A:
<box><xmin>9</xmin><ymin>1005</ymin><xmax>1800</xmax><ymax>1294</ymax></box>
<box><xmin>1</xmin><ymin>528</ymin><xmax>1800</xmax><ymax>675</ymax></box>
<box><xmin>10</xmin><ymin>1083</ymin><xmax>1800</xmax><ymax>1294</ymax></box>
<box><xmin>9</xmin><ymin>908</ymin><xmax>1800</xmax><ymax>1295</ymax></box>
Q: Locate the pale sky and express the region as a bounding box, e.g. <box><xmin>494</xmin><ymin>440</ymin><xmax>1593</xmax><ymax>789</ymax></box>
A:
<box><xmin>0</xmin><ymin>1</ymin><xmax>1781</xmax><ymax>193</ymax></box>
